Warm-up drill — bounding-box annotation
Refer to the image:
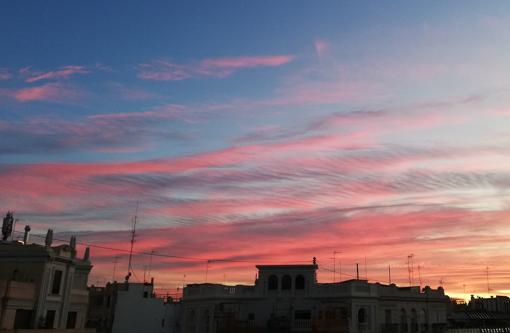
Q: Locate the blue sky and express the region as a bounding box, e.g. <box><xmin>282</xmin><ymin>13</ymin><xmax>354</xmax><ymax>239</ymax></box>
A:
<box><xmin>2</xmin><ymin>1</ymin><xmax>510</xmax><ymax>297</ymax></box>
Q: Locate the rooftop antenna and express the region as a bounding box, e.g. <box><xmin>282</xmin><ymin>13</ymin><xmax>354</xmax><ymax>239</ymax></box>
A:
<box><xmin>339</xmin><ymin>259</ymin><xmax>342</xmax><ymax>282</ymax></box>
<box><xmin>331</xmin><ymin>251</ymin><xmax>341</xmax><ymax>282</ymax></box>
<box><xmin>12</xmin><ymin>218</ymin><xmax>19</xmax><ymax>241</ymax></box>
<box><xmin>356</xmin><ymin>263</ymin><xmax>359</xmax><ymax>280</ymax></box>
<box><xmin>112</xmin><ymin>256</ymin><xmax>119</xmax><ymax>281</ymax></box>
<box><xmin>418</xmin><ymin>265</ymin><xmax>422</xmax><ymax>289</ymax></box>
<box><xmin>127</xmin><ymin>201</ymin><xmax>139</xmax><ymax>280</ymax></box>
<box><xmin>148</xmin><ymin>250</ymin><xmax>154</xmax><ymax>279</ymax></box>
<box><xmin>388</xmin><ymin>265</ymin><xmax>392</xmax><ymax>284</ymax></box>
<box><xmin>486</xmin><ymin>266</ymin><xmax>491</xmax><ymax>296</ymax></box>
<box><xmin>364</xmin><ymin>256</ymin><xmax>368</xmax><ymax>280</ymax></box>
<box><xmin>407</xmin><ymin>254</ymin><xmax>414</xmax><ymax>286</ymax></box>
<box><xmin>205</xmin><ymin>260</ymin><xmax>210</xmax><ymax>283</ymax></box>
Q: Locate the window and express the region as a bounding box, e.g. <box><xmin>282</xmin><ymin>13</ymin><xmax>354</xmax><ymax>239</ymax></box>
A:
<box><xmin>161</xmin><ymin>319</ymin><xmax>165</xmax><ymax>327</ymax></box>
<box><xmin>66</xmin><ymin>311</ymin><xmax>77</xmax><ymax>329</ymax></box>
<box><xmin>268</xmin><ymin>275</ymin><xmax>278</xmax><ymax>290</ymax></box>
<box><xmin>358</xmin><ymin>308</ymin><xmax>366</xmax><ymax>324</ymax></box>
<box><xmin>401</xmin><ymin>309</ymin><xmax>408</xmax><ymax>333</ymax></box>
<box><xmin>248</xmin><ymin>313</ymin><xmax>255</xmax><ymax>320</ymax></box>
<box><xmin>295</xmin><ymin>310</ymin><xmax>311</xmax><ymax>320</ymax></box>
<box><xmin>14</xmin><ymin>309</ymin><xmax>32</xmax><ymax>329</ymax></box>
<box><xmin>295</xmin><ymin>275</ymin><xmax>305</xmax><ymax>290</ymax></box>
<box><xmin>143</xmin><ymin>291</ymin><xmax>148</xmax><ymax>298</ymax></box>
<box><xmin>282</xmin><ymin>275</ymin><xmax>292</xmax><ymax>290</ymax></box>
<box><xmin>51</xmin><ymin>270</ymin><xmax>63</xmax><ymax>295</ymax></box>
<box><xmin>385</xmin><ymin>309</ymin><xmax>392</xmax><ymax>324</ymax></box>
<box><xmin>45</xmin><ymin>310</ymin><xmax>56</xmax><ymax>329</ymax></box>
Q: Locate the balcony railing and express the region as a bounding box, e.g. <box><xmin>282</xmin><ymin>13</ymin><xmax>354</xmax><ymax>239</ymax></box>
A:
<box><xmin>293</xmin><ymin>319</ymin><xmax>311</xmax><ymax>329</ymax></box>
<box><xmin>381</xmin><ymin>323</ymin><xmax>399</xmax><ymax>333</ymax></box>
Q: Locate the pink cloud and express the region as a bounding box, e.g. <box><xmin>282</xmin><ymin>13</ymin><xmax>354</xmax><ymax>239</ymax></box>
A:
<box><xmin>12</xmin><ymin>83</ymin><xmax>80</xmax><ymax>102</ymax></box>
<box><xmin>109</xmin><ymin>83</ymin><xmax>162</xmax><ymax>101</ymax></box>
<box><xmin>314</xmin><ymin>39</ymin><xmax>331</xmax><ymax>60</ymax></box>
<box><xmin>24</xmin><ymin>65</ymin><xmax>89</xmax><ymax>83</ymax></box>
<box><xmin>201</xmin><ymin>55</ymin><xmax>294</xmax><ymax>69</ymax></box>
<box><xmin>138</xmin><ymin>54</ymin><xmax>294</xmax><ymax>81</ymax></box>
<box><xmin>0</xmin><ymin>68</ymin><xmax>11</xmax><ymax>80</ymax></box>
<box><xmin>45</xmin><ymin>206</ymin><xmax>510</xmax><ymax>295</ymax></box>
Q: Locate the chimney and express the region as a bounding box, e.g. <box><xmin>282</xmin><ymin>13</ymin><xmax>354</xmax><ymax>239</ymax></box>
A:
<box><xmin>83</xmin><ymin>247</ymin><xmax>90</xmax><ymax>261</ymax></box>
<box><xmin>23</xmin><ymin>225</ymin><xmax>31</xmax><ymax>244</ymax></box>
<box><xmin>70</xmin><ymin>236</ymin><xmax>77</xmax><ymax>258</ymax></box>
<box><xmin>45</xmin><ymin>229</ymin><xmax>53</xmax><ymax>247</ymax></box>
<box><xmin>70</xmin><ymin>235</ymin><xmax>76</xmax><ymax>250</ymax></box>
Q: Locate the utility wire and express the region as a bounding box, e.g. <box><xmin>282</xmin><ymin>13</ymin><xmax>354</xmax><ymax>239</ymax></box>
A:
<box><xmin>13</xmin><ymin>230</ymin><xmax>311</xmax><ymax>264</ymax></box>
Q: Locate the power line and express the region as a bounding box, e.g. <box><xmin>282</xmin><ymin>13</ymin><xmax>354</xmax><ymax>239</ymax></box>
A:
<box><xmin>14</xmin><ymin>231</ymin><xmax>311</xmax><ymax>265</ymax></box>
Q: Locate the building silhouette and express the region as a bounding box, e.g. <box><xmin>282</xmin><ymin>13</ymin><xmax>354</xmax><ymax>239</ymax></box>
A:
<box><xmin>0</xmin><ymin>226</ymin><xmax>93</xmax><ymax>331</ymax></box>
<box><xmin>87</xmin><ymin>279</ymin><xmax>180</xmax><ymax>333</ymax></box>
<box><xmin>182</xmin><ymin>263</ymin><xmax>449</xmax><ymax>333</ymax></box>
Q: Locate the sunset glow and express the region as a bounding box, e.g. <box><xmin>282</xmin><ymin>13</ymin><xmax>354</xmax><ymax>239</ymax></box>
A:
<box><xmin>1</xmin><ymin>1</ymin><xmax>510</xmax><ymax>300</ymax></box>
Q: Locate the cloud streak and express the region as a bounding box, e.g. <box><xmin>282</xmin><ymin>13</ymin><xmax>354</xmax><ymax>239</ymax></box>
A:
<box><xmin>23</xmin><ymin>65</ymin><xmax>89</xmax><ymax>83</ymax></box>
<box><xmin>138</xmin><ymin>55</ymin><xmax>294</xmax><ymax>81</ymax></box>
<box><xmin>5</xmin><ymin>83</ymin><xmax>81</xmax><ymax>102</ymax></box>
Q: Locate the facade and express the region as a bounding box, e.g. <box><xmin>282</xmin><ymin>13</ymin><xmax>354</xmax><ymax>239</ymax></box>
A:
<box><xmin>447</xmin><ymin>296</ymin><xmax>510</xmax><ymax>329</ymax></box>
<box><xmin>182</xmin><ymin>264</ymin><xmax>449</xmax><ymax>333</ymax></box>
<box><xmin>87</xmin><ymin>280</ymin><xmax>180</xmax><ymax>333</ymax></box>
<box><xmin>469</xmin><ymin>296</ymin><xmax>510</xmax><ymax>314</ymax></box>
<box><xmin>0</xmin><ymin>227</ymin><xmax>93</xmax><ymax>331</ymax></box>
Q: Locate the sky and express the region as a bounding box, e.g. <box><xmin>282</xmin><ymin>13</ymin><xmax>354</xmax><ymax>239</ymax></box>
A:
<box><xmin>1</xmin><ymin>1</ymin><xmax>510</xmax><ymax>299</ymax></box>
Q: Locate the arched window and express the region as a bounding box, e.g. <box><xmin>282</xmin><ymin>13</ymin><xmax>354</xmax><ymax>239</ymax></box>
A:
<box><xmin>282</xmin><ymin>275</ymin><xmax>292</xmax><ymax>290</ymax></box>
<box><xmin>400</xmin><ymin>309</ymin><xmax>408</xmax><ymax>333</ymax></box>
<box><xmin>411</xmin><ymin>309</ymin><xmax>418</xmax><ymax>333</ymax></box>
<box><xmin>358</xmin><ymin>308</ymin><xmax>366</xmax><ymax>323</ymax></box>
<box><xmin>295</xmin><ymin>275</ymin><xmax>305</xmax><ymax>290</ymax></box>
<box><xmin>268</xmin><ymin>275</ymin><xmax>278</xmax><ymax>290</ymax></box>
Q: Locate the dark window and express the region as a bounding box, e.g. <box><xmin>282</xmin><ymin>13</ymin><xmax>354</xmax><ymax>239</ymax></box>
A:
<box><xmin>358</xmin><ymin>308</ymin><xmax>366</xmax><ymax>323</ymax></box>
<box><xmin>106</xmin><ymin>296</ymin><xmax>111</xmax><ymax>307</ymax></box>
<box><xmin>268</xmin><ymin>275</ymin><xmax>278</xmax><ymax>290</ymax></box>
<box><xmin>14</xmin><ymin>309</ymin><xmax>32</xmax><ymax>329</ymax></box>
<box><xmin>295</xmin><ymin>310</ymin><xmax>311</xmax><ymax>320</ymax></box>
<box><xmin>51</xmin><ymin>270</ymin><xmax>63</xmax><ymax>295</ymax></box>
<box><xmin>143</xmin><ymin>291</ymin><xmax>148</xmax><ymax>298</ymax></box>
<box><xmin>161</xmin><ymin>318</ymin><xmax>165</xmax><ymax>327</ymax></box>
<box><xmin>95</xmin><ymin>296</ymin><xmax>103</xmax><ymax>306</ymax></box>
<box><xmin>325</xmin><ymin>310</ymin><xmax>336</xmax><ymax>319</ymax></box>
<box><xmin>282</xmin><ymin>275</ymin><xmax>292</xmax><ymax>290</ymax></box>
<box><xmin>66</xmin><ymin>311</ymin><xmax>77</xmax><ymax>329</ymax></box>
<box><xmin>248</xmin><ymin>313</ymin><xmax>255</xmax><ymax>320</ymax></box>
<box><xmin>295</xmin><ymin>275</ymin><xmax>305</xmax><ymax>290</ymax></box>
<box><xmin>385</xmin><ymin>309</ymin><xmax>392</xmax><ymax>324</ymax></box>
<box><xmin>401</xmin><ymin>309</ymin><xmax>408</xmax><ymax>333</ymax></box>
<box><xmin>45</xmin><ymin>310</ymin><xmax>56</xmax><ymax>329</ymax></box>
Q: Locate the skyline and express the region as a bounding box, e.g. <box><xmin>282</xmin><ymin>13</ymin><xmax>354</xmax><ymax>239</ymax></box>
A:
<box><xmin>2</xmin><ymin>1</ymin><xmax>510</xmax><ymax>300</ymax></box>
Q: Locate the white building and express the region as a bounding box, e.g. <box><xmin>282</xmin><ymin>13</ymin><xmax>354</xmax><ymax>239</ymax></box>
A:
<box><xmin>87</xmin><ymin>280</ymin><xmax>180</xmax><ymax>333</ymax></box>
<box><xmin>182</xmin><ymin>263</ymin><xmax>449</xmax><ymax>333</ymax></box>
<box><xmin>0</xmin><ymin>226</ymin><xmax>93</xmax><ymax>332</ymax></box>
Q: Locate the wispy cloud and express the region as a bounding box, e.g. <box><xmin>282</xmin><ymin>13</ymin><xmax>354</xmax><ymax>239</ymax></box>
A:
<box><xmin>23</xmin><ymin>65</ymin><xmax>89</xmax><ymax>83</ymax></box>
<box><xmin>138</xmin><ymin>54</ymin><xmax>294</xmax><ymax>81</ymax></box>
<box><xmin>0</xmin><ymin>109</ymin><xmax>191</xmax><ymax>155</ymax></box>
<box><xmin>314</xmin><ymin>39</ymin><xmax>331</xmax><ymax>60</ymax></box>
<box><xmin>10</xmin><ymin>83</ymin><xmax>81</xmax><ymax>102</ymax></box>
<box><xmin>0</xmin><ymin>68</ymin><xmax>11</xmax><ymax>80</ymax></box>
